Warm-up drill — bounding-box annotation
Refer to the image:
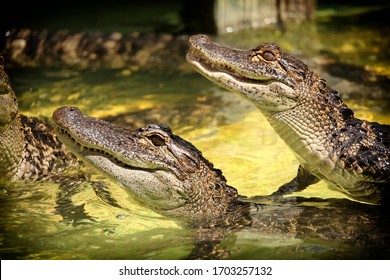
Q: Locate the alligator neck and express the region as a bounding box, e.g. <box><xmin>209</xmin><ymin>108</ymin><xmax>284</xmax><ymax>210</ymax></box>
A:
<box><xmin>265</xmin><ymin>81</ymin><xmax>342</xmax><ymax>156</ymax></box>
<box><xmin>162</xmin><ymin>186</ymin><xmax>252</xmax><ymax>229</ymax></box>
<box><xmin>1</xmin><ymin>114</ymin><xmax>78</xmax><ymax>182</ymax></box>
<box><xmin>0</xmin><ymin>116</ymin><xmax>24</xmax><ymax>180</ymax></box>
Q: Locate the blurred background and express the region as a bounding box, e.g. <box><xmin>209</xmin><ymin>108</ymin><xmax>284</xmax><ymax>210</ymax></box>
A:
<box><xmin>0</xmin><ymin>0</ymin><xmax>388</xmax><ymax>35</ymax></box>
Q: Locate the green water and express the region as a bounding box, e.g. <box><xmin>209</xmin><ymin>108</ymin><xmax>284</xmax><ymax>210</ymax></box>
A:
<box><xmin>1</xmin><ymin>3</ymin><xmax>390</xmax><ymax>260</ymax></box>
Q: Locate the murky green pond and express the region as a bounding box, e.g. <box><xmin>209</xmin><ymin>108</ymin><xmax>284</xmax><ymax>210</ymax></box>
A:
<box><xmin>1</xmin><ymin>3</ymin><xmax>390</xmax><ymax>260</ymax></box>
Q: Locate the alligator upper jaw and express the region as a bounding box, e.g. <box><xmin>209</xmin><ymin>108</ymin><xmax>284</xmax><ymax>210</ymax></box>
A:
<box><xmin>54</xmin><ymin>126</ymin><xmax>130</xmax><ymax>168</ymax></box>
<box><xmin>54</xmin><ymin>123</ymin><xmax>181</xmax><ymax>177</ymax></box>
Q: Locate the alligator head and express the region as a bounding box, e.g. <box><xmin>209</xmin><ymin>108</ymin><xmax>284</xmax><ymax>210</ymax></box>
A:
<box><xmin>52</xmin><ymin>106</ymin><xmax>242</xmax><ymax>226</ymax></box>
<box><xmin>186</xmin><ymin>35</ymin><xmax>312</xmax><ymax>114</ymax></box>
<box><xmin>186</xmin><ymin>35</ymin><xmax>390</xmax><ymax>205</ymax></box>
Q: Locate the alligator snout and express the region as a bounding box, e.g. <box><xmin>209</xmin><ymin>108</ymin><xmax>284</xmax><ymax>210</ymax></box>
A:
<box><xmin>52</xmin><ymin>106</ymin><xmax>83</xmax><ymax>128</ymax></box>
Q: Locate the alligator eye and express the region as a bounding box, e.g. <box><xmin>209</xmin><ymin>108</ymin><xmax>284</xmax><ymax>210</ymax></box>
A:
<box><xmin>261</xmin><ymin>51</ymin><xmax>276</xmax><ymax>62</ymax></box>
<box><xmin>147</xmin><ymin>134</ymin><xmax>166</xmax><ymax>146</ymax></box>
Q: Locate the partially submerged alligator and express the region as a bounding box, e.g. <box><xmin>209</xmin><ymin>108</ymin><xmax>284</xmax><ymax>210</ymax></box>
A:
<box><xmin>186</xmin><ymin>34</ymin><xmax>390</xmax><ymax>205</ymax></box>
<box><xmin>52</xmin><ymin>106</ymin><xmax>390</xmax><ymax>258</ymax></box>
<box><xmin>0</xmin><ymin>58</ymin><xmax>78</xmax><ymax>182</ymax></box>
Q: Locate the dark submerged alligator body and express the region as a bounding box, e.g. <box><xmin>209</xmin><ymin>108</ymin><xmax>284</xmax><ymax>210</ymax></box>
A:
<box><xmin>53</xmin><ymin>106</ymin><xmax>390</xmax><ymax>259</ymax></box>
<box><xmin>186</xmin><ymin>35</ymin><xmax>390</xmax><ymax>205</ymax></box>
<box><xmin>1</xmin><ymin>29</ymin><xmax>189</xmax><ymax>70</ymax></box>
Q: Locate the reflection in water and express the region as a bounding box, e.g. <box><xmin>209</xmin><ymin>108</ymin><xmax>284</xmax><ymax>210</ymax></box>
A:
<box><xmin>1</xmin><ymin>6</ymin><xmax>390</xmax><ymax>259</ymax></box>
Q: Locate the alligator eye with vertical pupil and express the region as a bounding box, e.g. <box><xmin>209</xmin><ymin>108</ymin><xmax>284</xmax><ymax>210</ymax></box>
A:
<box><xmin>147</xmin><ymin>134</ymin><xmax>166</xmax><ymax>146</ymax></box>
<box><xmin>261</xmin><ymin>51</ymin><xmax>276</xmax><ymax>62</ymax></box>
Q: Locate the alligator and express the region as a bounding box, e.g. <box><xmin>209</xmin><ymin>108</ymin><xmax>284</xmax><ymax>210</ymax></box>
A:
<box><xmin>0</xmin><ymin>57</ymin><xmax>79</xmax><ymax>182</ymax></box>
<box><xmin>186</xmin><ymin>34</ymin><xmax>390</xmax><ymax>205</ymax></box>
<box><xmin>52</xmin><ymin>106</ymin><xmax>390</xmax><ymax>259</ymax></box>
<box><xmin>1</xmin><ymin>29</ymin><xmax>189</xmax><ymax>70</ymax></box>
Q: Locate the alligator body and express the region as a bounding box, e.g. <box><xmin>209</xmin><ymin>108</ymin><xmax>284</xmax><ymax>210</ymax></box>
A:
<box><xmin>1</xmin><ymin>29</ymin><xmax>189</xmax><ymax>70</ymax></box>
<box><xmin>0</xmin><ymin>58</ymin><xmax>105</xmax><ymax>226</ymax></box>
<box><xmin>0</xmin><ymin>58</ymin><xmax>78</xmax><ymax>182</ymax></box>
<box><xmin>186</xmin><ymin>34</ymin><xmax>390</xmax><ymax>205</ymax></box>
<box><xmin>52</xmin><ymin>106</ymin><xmax>390</xmax><ymax>258</ymax></box>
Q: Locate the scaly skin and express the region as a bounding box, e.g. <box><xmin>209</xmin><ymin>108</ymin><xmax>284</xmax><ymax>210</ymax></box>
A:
<box><xmin>52</xmin><ymin>106</ymin><xmax>243</xmax><ymax>227</ymax></box>
<box><xmin>0</xmin><ymin>59</ymin><xmax>77</xmax><ymax>182</ymax></box>
<box><xmin>52</xmin><ymin>106</ymin><xmax>390</xmax><ymax>257</ymax></box>
<box><xmin>186</xmin><ymin>34</ymin><xmax>390</xmax><ymax>205</ymax></box>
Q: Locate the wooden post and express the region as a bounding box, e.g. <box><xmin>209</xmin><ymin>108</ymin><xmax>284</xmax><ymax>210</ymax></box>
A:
<box><xmin>216</xmin><ymin>0</ymin><xmax>316</xmax><ymax>33</ymax></box>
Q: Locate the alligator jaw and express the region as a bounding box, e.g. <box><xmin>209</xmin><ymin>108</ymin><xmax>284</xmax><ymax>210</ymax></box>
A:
<box><xmin>186</xmin><ymin>36</ymin><xmax>273</xmax><ymax>87</ymax></box>
<box><xmin>54</xmin><ymin>124</ymin><xmax>159</xmax><ymax>173</ymax></box>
